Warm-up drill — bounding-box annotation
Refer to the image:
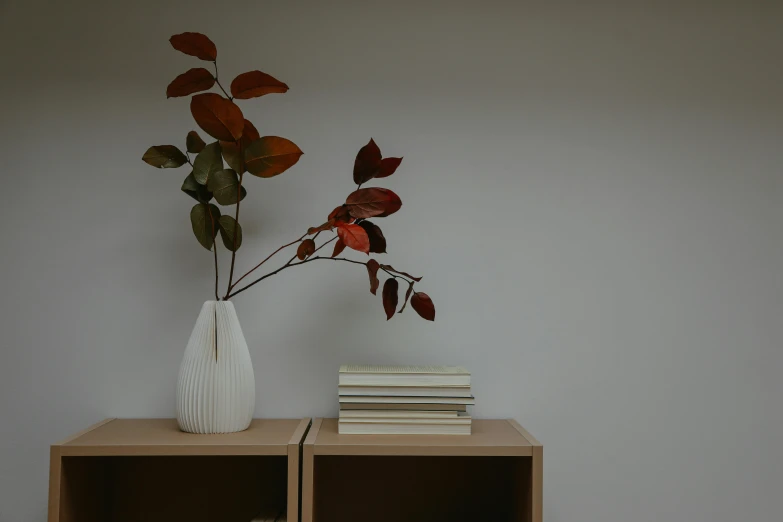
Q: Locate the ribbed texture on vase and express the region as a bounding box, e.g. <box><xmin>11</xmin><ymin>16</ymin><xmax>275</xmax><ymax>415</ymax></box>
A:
<box><xmin>176</xmin><ymin>301</ymin><xmax>256</xmax><ymax>434</ymax></box>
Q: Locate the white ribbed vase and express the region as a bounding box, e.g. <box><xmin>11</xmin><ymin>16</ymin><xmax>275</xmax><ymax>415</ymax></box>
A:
<box><xmin>176</xmin><ymin>301</ymin><xmax>255</xmax><ymax>434</ymax></box>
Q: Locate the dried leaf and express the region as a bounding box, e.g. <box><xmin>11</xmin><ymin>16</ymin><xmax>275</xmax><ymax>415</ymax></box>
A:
<box><xmin>381</xmin><ymin>264</ymin><xmax>422</xmax><ymax>282</ymax></box>
<box><xmin>190</xmin><ymin>93</ymin><xmax>244</xmax><ymax>142</ymax></box>
<box><xmin>192</xmin><ymin>141</ymin><xmax>223</xmax><ymax>185</ymax></box>
<box><xmin>244</xmin><ymin>136</ymin><xmax>303</xmax><ymax>178</ymax></box>
<box><xmin>207</xmin><ymin>169</ymin><xmax>246</xmax><ymax>205</ymax></box>
<box><xmin>382</xmin><ymin>278</ymin><xmax>399</xmax><ymax>320</ymax></box>
<box><xmin>366</xmin><ymin>259</ymin><xmax>380</xmax><ymax>295</ymax></box>
<box><xmin>358</xmin><ymin>220</ymin><xmax>386</xmax><ymax>253</ymax></box>
<box><xmin>377</xmin><ymin>157</ymin><xmax>403</xmax><ymax>178</ymax></box>
<box><xmin>353</xmin><ymin>138</ymin><xmax>382</xmax><ymax>185</ymax></box>
<box><xmin>170</xmin><ymin>32</ymin><xmax>217</xmax><ymax>61</ymax></box>
<box><xmin>230</xmin><ymin>70</ymin><xmax>289</xmax><ymax>99</ymax></box>
<box><xmin>190</xmin><ymin>203</ymin><xmax>221</xmax><ymax>250</ymax></box>
<box><xmin>411</xmin><ymin>292</ymin><xmax>435</xmax><ymax>321</ymax></box>
<box><xmin>217</xmin><ymin>215</ymin><xmax>242</xmax><ymax>251</ymax></box>
<box><xmin>398</xmin><ymin>281</ymin><xmax>415</xmax><ymax>313</ymax></box>
<box><xmin>296</xmin><ymin>238</ymin><xmax>316</xmax><ymax>260</ymax></box>
<box><xmin>220</xmin><ymin>120</ymin><xmax>260</xmax><ymax>173</ymax></box>
<box><xmin>142</xmin><ymin>145</ymin><xmax>188</xmax><ymax>168</ymax></box>
<box><xmin>336</xmin><ymin>223</ymin><xmax>370</xmax><ymax>253</ymax></box>
<box><xmin>181</xmin><ymin>172</ymin><xmax>213</xmax><ymax>203</ymax></box>
<box><xmin>346</xmin><ymin>187</ymin><xmax>402</xmax><ymax>219</ymax></box>
<box><xmin>331</xmin><ymin>238</ymin><xmax>346</xmax><ymax>258</ymax></box>
<box><xmin>308</xmin><ymin>220</ymin><xmax>336</xmax><ymax>235</ymax></box>
<box><xmin>166</xmin><ymin>68</ymin><xmax>215</xmax><ymax>98</ymax></box>
<box><xmin>186</xmin><ymin>131</ymin><xmax>206</xmax><ymax>153</ymax></box>
<box><xmin>328</xmin><ymin>205</ymin><xmax>352</xmax><ymax>224</ymax></box>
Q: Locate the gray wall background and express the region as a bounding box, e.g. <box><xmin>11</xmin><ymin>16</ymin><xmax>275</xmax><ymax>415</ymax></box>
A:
<box><xmin>1</xmin><ymin>0</ymin><xmax>781</xmax><ymax>520</ymax></box>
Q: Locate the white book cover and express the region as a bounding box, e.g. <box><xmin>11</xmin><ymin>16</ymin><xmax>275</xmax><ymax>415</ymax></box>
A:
<box><xmin>338</xmin><ymin>385</ymin><xmax>472</xmax><ymax>397</ymax></box>
<box><xmin>339</xmin><ymin>410</ymin><xmax>459</xmax><ymax>419</ymax></box>
<box><xmin>338</xmin><ymin>421</ymin><xmax>471</xmax><ymax>435</ymax></box>
<box><xmin>339</xmin><ymin>365</ymin><xmax>470</xmax><ymax>387</ymax></box>
<box><xmin>338</xmin><ymin>395</ymin><xmax>475</xmax><ymax>405</ymax></box>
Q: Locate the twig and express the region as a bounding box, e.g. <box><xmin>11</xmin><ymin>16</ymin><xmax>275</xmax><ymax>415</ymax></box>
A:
<box><xmin>229</xmin><ymin>232</ymin><xmax>308</xmax><ymax>292</ymax></box>
<box><xmin>207</xmin><ymin>206</ymin><xmax>219</xmax><ymax>300</ymax></box>
<box><xmin>213</xmin><ymin>61</ymin><xmax>232</xmax><ymax>100</ymax></box>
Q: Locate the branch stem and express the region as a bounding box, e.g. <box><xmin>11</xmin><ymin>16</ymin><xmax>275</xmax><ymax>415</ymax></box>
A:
<box><xmin>213</xmin><ymin>61</ymin><xmax>232</xmax><ymax>100</ymax></box>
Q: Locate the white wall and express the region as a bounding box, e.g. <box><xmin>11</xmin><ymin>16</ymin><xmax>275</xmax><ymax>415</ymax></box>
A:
<box><xmin>1</xmin><ymin>0</ymin><xmax>781</xmax><ymax>520</ymax></box>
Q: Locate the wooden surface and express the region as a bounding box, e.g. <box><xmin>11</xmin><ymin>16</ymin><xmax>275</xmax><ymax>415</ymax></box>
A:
<box><xmin>301</xmin><ymin>418</ymin><xmax>322</xmax><ymax>522</ymax></box>
<box><xmin>311</xmin><ymin>418</ymin><xmax>533</xmax><ymax>456</ymax></box>
<box><xmin>508</xmin><ymin>418</ymin><xmax>543</xmax><ymax>522</ymax></box>
<box><xmin>59</xmin><ymin>418</ymin><xmax>305</xmax><ymax>456</ymax></box>
<box><xmin>287</xmin><ymin>418</ymin><xmax>312</xmax><ymax>522</ymax></box>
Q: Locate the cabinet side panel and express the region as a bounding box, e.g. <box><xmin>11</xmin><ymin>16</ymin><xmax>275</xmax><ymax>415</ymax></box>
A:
<box><xmin>531</xmin><ymin>445</ymin><xmax>543</xmax><ymax>522</ymax></box>
<box><xmin>59</xmin><ymin>457</ymin><xmax>109</xmax><ymax>522</ymax></box>
<box><xmin>48</xmin><ymin>447</ymin><xmax>61</xmax><ymax>522</ymax></box>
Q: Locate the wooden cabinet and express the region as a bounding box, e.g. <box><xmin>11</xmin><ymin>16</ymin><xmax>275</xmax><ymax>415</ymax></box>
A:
<box><xmin>49</xmin><ymin>417</ymin><xmax>542</xmax><ymax>522</ymax></box>
<box><xmin>48</xmin><ymin>418</ymin><xmax>311</xmax><ymax>522</ymax></box>
<box><xmin>301</xmin><ymin>418</ymin><xmax>542</xmax><ymax>522</ymax></box>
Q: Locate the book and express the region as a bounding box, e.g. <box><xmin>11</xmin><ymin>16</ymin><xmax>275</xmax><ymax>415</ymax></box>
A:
<box><xmin>341</xmin><ymin>415</ymin><xmax>471</xmax><ymax>425</ymax></box>
<box><xmin>339</xmin><ymin>365</ymin><xmax>470</xmax><ymax>387</ymax></box>
<box><xmin>338</xmin><ymin>385</ymin><xmax>472</xmax><ymax>397</ymax></box>
<box><xmin>340</xmin><ymin>402</ymin><xmax>467</xmax><ymax>412</ymax></box>
<box><xmin>338</xmin><ymin>420</ymin><xmax>472</xmax><ymax>435</ymax></box>
<box><xmin>339</xmin><ymin>410</ymin><xmax>459</xmax><ymax>419</ymax></box>
<box><xmin>339</xmin><ymin>395</ymin><xmax>475</xmax><ymax>405</ymax></box>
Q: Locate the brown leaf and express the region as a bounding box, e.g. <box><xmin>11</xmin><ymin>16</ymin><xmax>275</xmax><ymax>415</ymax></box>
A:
<box><xmin>336</xmin><ymin>223</ymin><xmax>370</xmax><ymax>253</ymax></box>
<box><xmin>308</xmin><ymin>220</ymin><xmax>336</xmax><ymax>235</ymax></box>
<box><xmin>230</xmin><ymin>70</ymin><xmax>289</xmax><ymax>99</ymax></box>
<box><xmin>297</xmin><ymin>239</ymin><xmax>316</xmax><ymax>260</ymax></box>
<box><xmin>366</xmin><ymin>259</ymin><xmax>380</xmax><ymax>295</ymax></box>
<box><xmin>220</xmin><ymin>120</ymin><xmax>259</xmax><ymax>173</ymax></box>
<box><xmin>328</xmin><ymin>205</ymin><xmax>352</xmax><ymax>224</ymax></box>
<box><xmin>353</xmin><ymin>138</ymin><xmax>382</xmax><ymax>185</ymax></box>
<box><xmin>186</xmin><ymin>131</ymin><xmax>206</xmax><ymax>153</ymax></box>
<box><xmin>377</xmin><ymin>157</ymin><xmax>403</xmax><ymax>178</ymax></box>
<box><xmin>331</xmin><ymin>238</ymin><xmax>346</xmax><ymax>258</ymax></box>
<box><xmin>411</xmin><ymin>292</ymin><xmax>435</xmax><ymax>321</ymax></box>
<box><xmin>358</xmin><ymin>220</ymin><xmax>386</xmax><ymax>253</ymax></box>
<box><xmin>190</xmin><ymin>93</ymin><xmax>244</xmax><ymax>142</ymax></box>
<box><xmin>244</xmin><ymin>136</ymin><xmax>303</xmax><ymax>178</ymax></box>
<box><xmin>382</xmin><ymin>278</ymin><xmax>399</xmax><ymax>320</ymax></box>
<box><xmin>345</xmin><ymin>187</ymin><xmax>402</xmax><ymax>219</ymax></box>
<box><xmin>166</xmin><ymin>68</ymin><xmax>215</xmax><ymax>98</ymax></box>
<box><xmin>169</xmin><ymin>32</ymin><xmax>217</xmax><ymax>61</ymax></box>
<box><xmin>381</xmin><ymin>264</ymin><xmax>422</xmax><ymax>282</ymax></box>
<box><xmin>398</xmin><ymin>281</ymin><xmax>415</xmax><ymax>312</ymax></box>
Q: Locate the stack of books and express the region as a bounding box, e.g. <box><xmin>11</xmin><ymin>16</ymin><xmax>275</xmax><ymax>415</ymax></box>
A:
<box><xmin>338</xmin><ymin>365</ymin><xmax>473</xmax><ymax>435</ymax></box>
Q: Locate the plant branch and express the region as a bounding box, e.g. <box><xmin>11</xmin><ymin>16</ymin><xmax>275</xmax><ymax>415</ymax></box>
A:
<box><xmin>227</xmin><ymin>255</ymin><xmax>368</xmax><ymax>299</ymax></box>
<box><xmin>312</xmin><ymin>234</ymin><xmax>337</xmax><ymax>254</ymax></box>
<box><xmin>229</xmin><ymin>232</ymin><xmax>308</xmax><ymax>292</ymax></box>
<box><xmin>213</xmin><ymin>61</ymin><xmax>232</xmax><ymax>100</ymax></box>
<box><xmin>207</xmin><ymin>206</ymin><xmax>219</xmax><ymax>300</ymax></box>
<box><xmin>224</xmin><ymin>157</ymin><xmax>244</xmax><ymax>298</ymax></box>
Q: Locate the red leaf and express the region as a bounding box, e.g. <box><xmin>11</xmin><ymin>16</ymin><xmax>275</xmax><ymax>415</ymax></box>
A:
<box><xmin>297</xmin><ymin>239</ymin><xmax>316</xmax><ymax>260</ymax></box>
<box><xmin>353</xmin><ymin>138</ymin><xmax>382</xmax><ymax>185</ymax></box>
<box><xmin>220</xmin><ymin>120</ymin><xmax>259</xmax><ymax>173</ymax></box>
<box><xmin>170</xmin><ymin>32</ymin><xmax>217</xmax><ymax>61</ymax></box>
<box><xmin>411</xmin><ymin>292</ymin><xmax>435</xmax><ymax>321</ymax></box>
<box><xmin>345</xmin><ymin>188</ymin><xmax>402</xmax><ymax>219</ymax></box>
<box><xmin>244</xmin><ymin>136</ymin><xmax>303</xmax><ymax>178</ymax></box>
<box><xmin>231</xmin><ymin>70</ymin><xmax>289</xmax><ymax>99</ymax></box>
<box><xmin>377</xmin><ymin>157</ymin><xmax>403</xmax><ymax>178</ymax></box>
<box><xmin>382</xmin><ymin>278</ymin><xmax>399</xmax><ymax>320</ymax></box>
<box><xmin>190</xmin><ymin>93</ymin><xmax>244</xmax><ymax>142</ymax></box>
<box><xmin>366</xmin><ymin>259</ymin><xmax>380</xmax><ymax>295</ymax></box>
<box><xmin>358</xmin><ymin>221</ymin><xmax>387</xmax><ymax>253</ymax></box>
<box><xmin>381</xmin><ymin>264</ymin><xmax>422</xmax><ymax>281</ymax></box>
<box><xmin>332</xmin><ymin>238</ymin><xmax>346</xmax><ymax>258</ymax></box>
<box><xmin>166</xmin><ymin>68</ymin><xmax>215</xmax><ymax>98</ymax></box>
<box><xmin>328</xmin><ymin>205</ymin><xmax>352</xmax><ymax>224</ymax></box>
<box><xmin>336</xmin><ymin>223</ymin><xmax>370</xmax><ymax>253</ymax></box>
<box><xmin>398</xmin><ymin>281</ymin><xmax>414</xmax><ymax>312</ymax></box>
<box><xmin>186</xmin><ymin>131</ymin><xmax>206</xmax><ymax>153</ymax></box>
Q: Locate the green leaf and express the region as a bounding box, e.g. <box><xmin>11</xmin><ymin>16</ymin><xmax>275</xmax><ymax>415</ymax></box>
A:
<box><xmin>207</xmin><ymin>169</ymin><xmax>247</xmax><ymax>205</ymax></box>
<box><xmin>218</xmin><ymin>215</ymin><xmax>242</xmax><ymax>251</ymax></box>
<box><xmin>192</xmin><ymin>142</ymin><xmax>223</xmax><ymax>185</ymax></box>
<box><xmin>142</xmin><ymin>145</ymin><xmax>188</xmax><ymax>168</ymax></box>
<box><xmin>190</xmin><ymin>203</ymin><xmax>221</xmax><ymax>250</ymax></box>
<box><xmin>186</xmin><ymin>131</ymin><xmax>206</xmax><ymax>154</ymax></box>
<box><xmin>181</xmin><ymin>172</ymin><xmax>213</xmax><ymax>203</ymax></box>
